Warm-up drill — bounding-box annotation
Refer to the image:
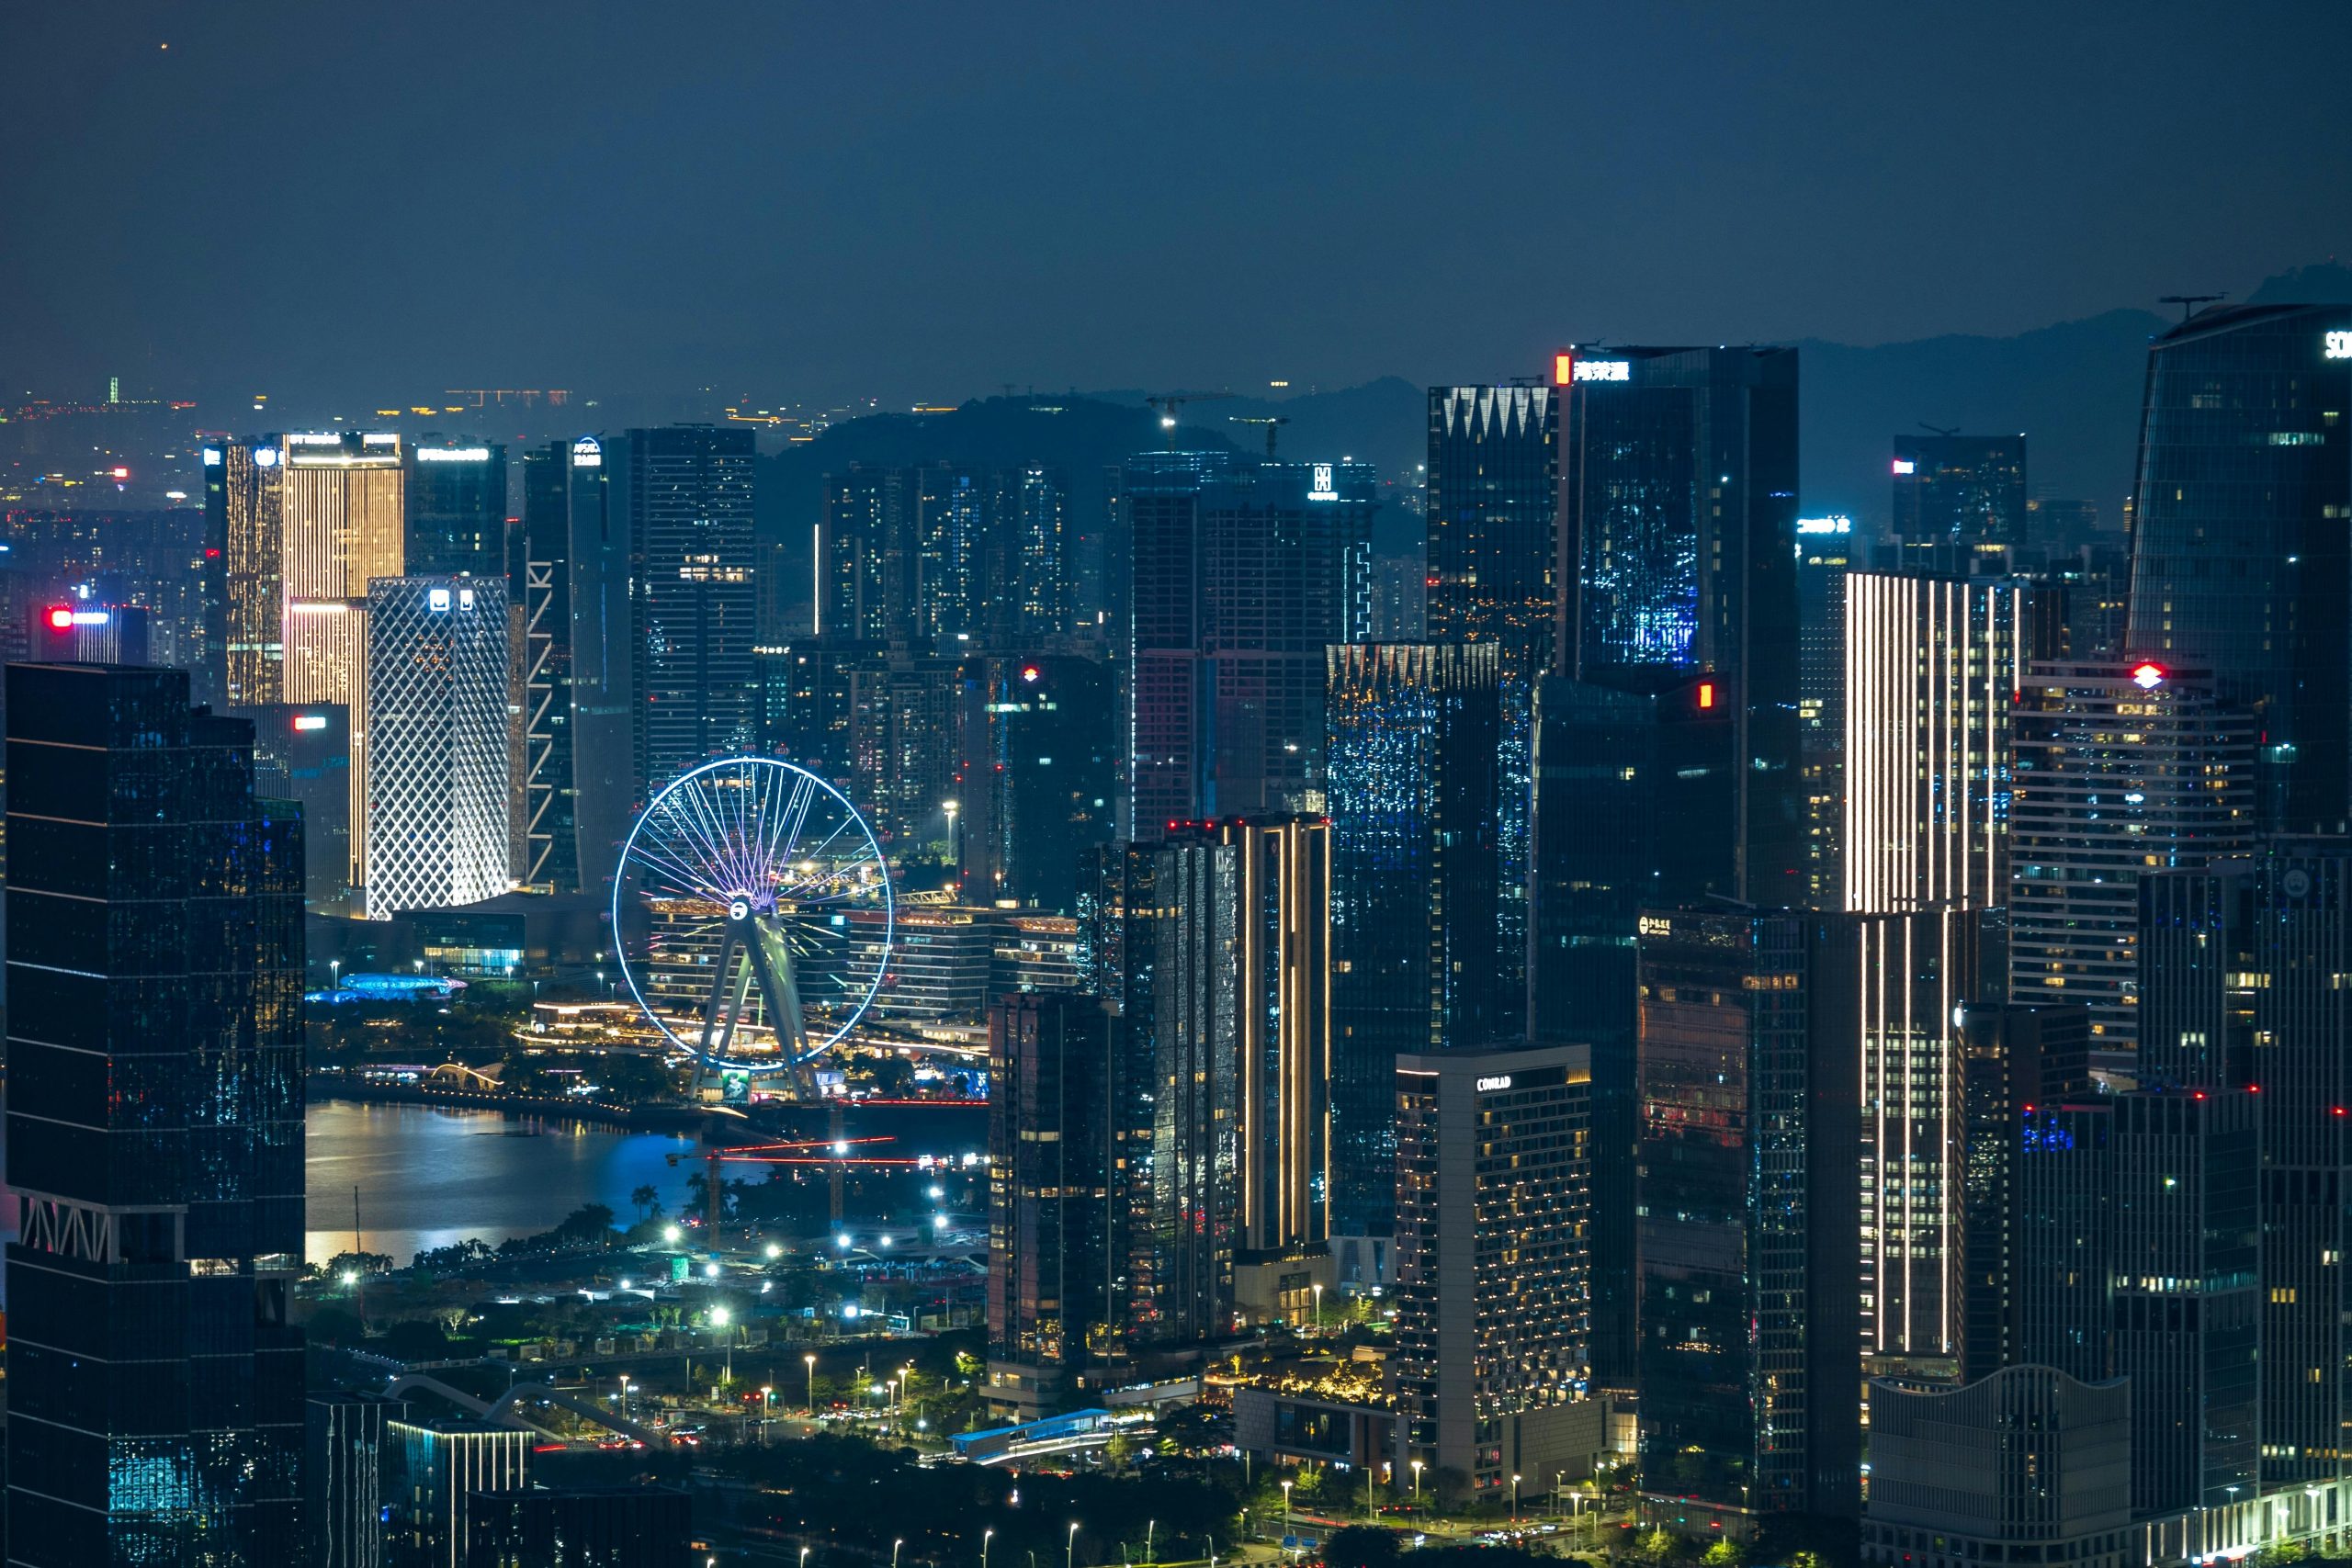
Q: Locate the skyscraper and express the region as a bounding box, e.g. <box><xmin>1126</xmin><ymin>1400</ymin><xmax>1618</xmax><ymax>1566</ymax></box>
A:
<box><xmin>364</xmin><ymin>575</ymin><xmax>513</xmax><ymax>915</ymax></box>
<box><xmin>401</xmin><ymin>438</ymin><xmax>506</xmax><ymax>579</ymax></box>
<box><xmin>216</xmin><ymin>431</ymin><xmax>405</xmax><ymax>891</ymax></box>
<box><xmin>956</xmin><ymin>652</ymin><xmax>1116</xmax><ymax>909</ymax></box>
<box><xmin>1426</xmin><ymin>383</ymin><xmax>1556</xmax><ymax>1029</ymax></box>
<box><xmin>1634</xmin><ymin>907</ymin><xmax>1860</xmax><ymax>1522</ymax></box>
<box><xmin>1324</xmin><ymin>641</ymin><xmax>1500</xmax><ymax>1240</ymax></box>
<box><xmin>1392</xmin><ymin>1042</ymin><xmax>1596</xmax><ymax>1497</ymax></box>
<box><xmin>2007</xmin><ymin>660</ymin><xmax>2256</xmax><ymax>1049</ymax></box>
<box><xmin>1843</xmin><ymin>571</ymin><xmax>2053</xmax><ymax>913</ymax></box>
<box><xmin>2109</xmin><ymin>1086</ymin><xmax>2261</xmax><ymax>1515</ymax></box>
<box><xmin>1146</xmin><ymin>817</ymin><xmax>1329</xmax><ymax>1338</ymax></box>
<box><xmin>2126</xmin><ymin>304</ymin><xmax>2352</xmax><ymax>834</ymax></box>
<box><xmin>987</xmin><ymin>992</ymin><xmax>1132</xmax><ymax>1417</ymax></box>
<box><xmin>1796</xmin><ymin>515</ymin><xmax>1854</xmax><ymax>907</ymax></box>
<box><xmin>614</xmin><ymin>425</ymin><xmax>757</xmax><ymax>795</ymax></box>
<box><xmin>1127</xmin><ymin>457</ymin><xmax>1374</xmax><ymax>835</ymax></box>
<box><xmin>1891</xmin><ymin>433</ymin><xmax>2029</xmax><ymax>549</ymax></box>
<box><xmin>5</xmin><ymin>663</ymin><xmax>306</xmax><ymax>1565</ymax></box>
<box><xmin>1553</xmin><ymin>344</ymin><xmax>1803</xmax><ymax>901</ymax></box>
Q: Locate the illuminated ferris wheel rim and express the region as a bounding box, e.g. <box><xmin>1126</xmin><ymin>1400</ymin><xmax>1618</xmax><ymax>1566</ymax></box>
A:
<box><xmin>609</xmin><ymin>755</ymin><xmax>894</xmax><ymax>1070</ymax></box>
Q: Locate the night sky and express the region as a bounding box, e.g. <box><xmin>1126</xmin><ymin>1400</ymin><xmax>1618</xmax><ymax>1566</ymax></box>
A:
<box><xmin>6</xmin><ymin>1</ymin><xmax>2350</xmax><ymax>411</ymax></box>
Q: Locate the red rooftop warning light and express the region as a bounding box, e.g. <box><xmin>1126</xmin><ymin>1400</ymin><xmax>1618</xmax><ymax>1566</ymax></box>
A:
<box><xmin>2132</xmin><ymin>661</ymin><xmax>2166</xmax><ymax>690</ymax></box>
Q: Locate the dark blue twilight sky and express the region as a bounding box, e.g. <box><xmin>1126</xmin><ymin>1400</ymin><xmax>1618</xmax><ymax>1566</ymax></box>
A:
<box><xmin>4</xmin><ymin>1</ymin><xmax>2348</xmax><ymax>410</ymax></box>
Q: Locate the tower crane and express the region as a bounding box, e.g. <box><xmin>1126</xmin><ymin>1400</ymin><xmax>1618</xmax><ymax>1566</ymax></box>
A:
<box><xmin>1145</xmin><ymin>389</ymin><xmax>1236</xmax><ymax>448</ymax></box>
<box><xmin>1228</xmin><ymin>414</ymin><xmax>1292</xmax><ymax>457</ymax></box>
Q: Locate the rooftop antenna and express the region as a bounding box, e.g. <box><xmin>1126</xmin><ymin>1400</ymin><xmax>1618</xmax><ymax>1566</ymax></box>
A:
<box><xmin>2159</xmin><ymin>294</ymin><xmax>2225</xmax><ymax>324</ymax></box>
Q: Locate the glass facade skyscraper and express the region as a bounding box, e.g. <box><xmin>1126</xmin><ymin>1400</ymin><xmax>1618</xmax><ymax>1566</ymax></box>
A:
<box><xmin>401</xmin><ymin>438</ymin><xmax>506</xmax><ymax>580</ymax></box>
<box><xmin>2125</xmin><ymin>303</ymin><xmax>2352</xmax><ymax>834</ymax></box>
<box><xmin>615</xmin><ymin>425</ymin><xmax>757</xmax><ymax>796</ymax></box>
<box><xmin>1891</xmin><ymin>433</ymin><xmax>2028</xmax><ymax>548</ymax></box>
<box><xmin>364</xmin><ymin>574</ymin><xmax>513</xmax><ymax>915</ymax></box>
<box><xmin>1323</xmin><ymin>641</ymin><xmax>1500</xmax><ymax>1238</ymax></box>
<box><xmin>1426</xmin><ymin>385</ymin><xmax>1555</xmax><ymax>1032</ymax></box>
<box><xmin>5</xmin><ymin>663</ymin><xmax>306</xmax><ymax>1565</ymax></box>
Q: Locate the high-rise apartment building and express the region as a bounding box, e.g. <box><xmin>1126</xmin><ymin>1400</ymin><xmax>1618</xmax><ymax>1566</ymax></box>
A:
<box><xmin>1891</xmin><ymin>433</ymin><xmax>2029</xmax><ymax>548</ymax></box>
<box><xmin>1427</xmin><ymin>383</ymin><xmax>1556</xmax><ymax>1030</ymax></box>
<box><xmin>401</xmin><ymin>438</ymin><xmax>506</xmax><ymax>579</ymax></box>
<box><xmin>4</xmin><ymin>664</ymin><xmax>306</xmax><ymax>1565</ymax></box>
<box><xmin>1127</xmin><ymin>457</ymin><xmax>1374</xmax><ymax>836</ymax></box>
<box><xmin>818</xmin><ymin>462</ymin><xmax>1075</xmax><ymax>646</ymax></box>
<box><xmin>364</xmin><ymin>575</ymin><xmax>512</xmax><ymax>915</ymax></box>
<box><xmin>613</xmin><ymin>425</ymin><xmax>756</xmax><ymax>795</ymax></box>
<box><xmin>1843</xmin><ymin>572</ymin><xmax>2053</xmax><ymax>913</ymax></box>
<box><xmin>2125</xmin><ymin>304</ymin><xmax>2352</xmax><ymax>834</ymax></box>
<box><xmin>2007</xmin><ymin>660</ymin><xmax>2256</xmax><ymax>1049</ymax></box>
<box><xmin>1393</xmin><ymin>1042</ymin><xmax>1597</xmax><ymax>1496</ymax></box>
<box><xmin>987</xmin><ymin>993</ymin><xmax>1133</xmax><ymax>1417</ymax></box>
<box><xmin>1323</xmin><ymin>641</ymin><xmax>1501</xmax><ymax>1240</ymax></box>
<box><xmin>1634</xmin><ymin>908</ymin><xmax>1861</xmax><ymax>1523</ymax></box>
<box><xmin>1145</xmin><ymin>818</ymin><xmax>1329</xmax><ymax>1338</ymax></box>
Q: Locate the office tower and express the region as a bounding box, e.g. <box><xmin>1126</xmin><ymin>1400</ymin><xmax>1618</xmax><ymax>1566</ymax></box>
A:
<box><xmin>213</xmin><ymin>435</ymin><xmax>287</xmax><ymax>705</ymax></box>
<box><xmin>2109</xmin><ymin>1086</ymin><xmax>2261</xmax><ymax>1515</ymax></box>
<box><xmin>234</xmin><ymin>700</ymin><xmax>354</xmax><ymax>910</ymax></box>
<box><xmin>1553</xmin><ymin>344</ymin><xmax>1803</xmax><ymax>896</ymax></box>
<box><xmin>213</xmin><ymin>431</ymin><xmax>402</xmax><ymax>887</ymax></box>
<box><xmin>1393</xmin><ymin>1042</ymin><xmax>1596</xmax><ymax>1497</ymax></box>
<box><xmin>1954</xmin><ymin>1001</ymin><xmax>2094</xmax><ymax>1382</ymax></box>
<box><xmin>2012</xmin><ymin>1099</ymin><xmax>2116</xmax><ymax>1382</ymax></box>
<box><xmin>1323</xmin><ymin>641</ymin><xmax>1500</xmax><ymax>1241</ymax></box>
<box><xmin>2007</xmin><ymin>660</ymin><xmax>2257</xmax><ymax>1050</ymax></box>
<box><xmin>1861</xmin><ymin>1367</ymin><xmax>2132</xmax><ymax>1568</ymax></box>
<box><xmin>1796</xmin><ymin>515</ymin><xmax>1853</xmax><ymax>907</ymax></box>
<box><xmin>988</xmin><ymin>993</ymin><xmax>1131</xmax><ymax>1416</ymax></box>
<box><xmin>1127</xmin><ymin>457</ymin><xmax>1374</xmax><ymax>835</ymax></box>
<box><xmin>1844</xmin><ymin>572</ymin><xmax>2054</xmax><ymax>913</ymax></box>
<box><xmin>1891</xmin><ymin>433</ymin><xmax>2029</xmax><ymax>548</ymax></box>
<box><xmin>2241</xmin><ymin>844</ymin><xmax>2352</xmax><ymax>1490</ymax></box>
<box><xmin>5</xmin><ymin>664</ymin><xmax>306</xmax><ymax>1565</ymax></box>
<box><xmin>2138</xmin><ymin>860</ymin><xmax>2260</xmax><ymax>1089</ymax></box>
<box><xmin>2126</xmin><ymin>304</ymin><xmax>2352</xmax><ymax>834</ymax></box>
<box><xmin>28</xmin><ymin>599</ymin><xmax>150</xmax><ymax>662</ymax></box>
<box><xmin>387</xmin><ymin>1419</ymin><xmax>528</xmax><ymax>1568</ymax></box>
<box><xmin>365</xmin><ymin>576</ymin><xmax>513</xmax><ymax>915</ymax></box>
<box><xmin>519</xmin><ymin>434</ymin><xmax>632</xmax><ymax>895</ymax></box>
<box><xmin>1147</xmin><ymin>817</ymin><xmax>1329</xmax><ymax>1338</ymax></box>
<box><xmin>1427</xmin><ymin>384</ymin><xmax>1555</xmax><ymax>1030</ymax></box>
<box><xmin>956</xmin><ymin>652</ymin><xmax>1116</xmax><ymax>909</ymax></box>
<box><xmin>462</xmin><ymin>1488</ymin><xmax>694</xmax><ymax>1567</ymax></box>
<box><xmin>612</xmin><ymin>425</ymin><xmax>756</xmax><ymax>794</ymax></box>
<box><xmin>2052</xmin><ymin>539</ymin><xmax>2132</xmax><ymax>660</ymax></box>
<box><xmin>310</xmin><ymin>1391</ymin><xmax>407</xmax><ymax>1568</ymax></box>
<box><xmin>1527</xmin><ymin>667</ymin><xmax>1732</xmax><ymax>1389</ymax></box>
<box><xmin>402</xmin><ymin>438</ymin><xmax>506</xmax><ymax>578</ymax></box>
<box><xmin>1634</xmin><ymin>908</ymin><xmax>1871</xmax><ymax>1522</ymax></box>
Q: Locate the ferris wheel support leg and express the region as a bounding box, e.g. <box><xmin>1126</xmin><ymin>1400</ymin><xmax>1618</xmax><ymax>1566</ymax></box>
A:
<box><xmin>742</xmin><ymin>915</ymin><xmax>820</xmax><ymax>1101</ymax></box>
<box><xmin>690</xmin><ymin>931</ymin><xmax>743</xmax><ymax>1099</ymax></box>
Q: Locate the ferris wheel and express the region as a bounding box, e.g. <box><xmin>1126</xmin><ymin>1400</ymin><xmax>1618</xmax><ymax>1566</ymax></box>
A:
<box><xmin>611</xmin><ymin>758</ymin><xmax>893</xmax><ymax>1087</ymax></box>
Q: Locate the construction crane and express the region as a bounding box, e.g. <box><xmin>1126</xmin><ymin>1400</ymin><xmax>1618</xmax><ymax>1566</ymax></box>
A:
<box><xmin>1229</xmin><ymin>414</ymin><xmax>1292</xmax><ymax>457</ymax></box>
<box><xmin>1145</xmin><ymin>389</ymin><xmax>1236</xmax><ymax>449</ymax></box>
<box><xmin>2159</xmin><ymin>293</ymin><xmax>2225</xmax><ymax>324</ymax></box>
<box><xmin>670</xmin><ymin>1110</ymin><xmax>886</xmax><ymax>1244</ymax></box>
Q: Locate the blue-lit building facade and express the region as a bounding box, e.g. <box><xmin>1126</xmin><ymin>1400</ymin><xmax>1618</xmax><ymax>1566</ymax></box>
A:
<box><xmin>4</xmin><ymin>662</ymin><xmax>307</xmax><ymax>1564</ymax></box>
<box><xmin>2125</xmin><ymin>304</ymin><xmax>2352</xmax><ymax>835</ymax></box>
<box><xmin>1424</xmin><ymin>385</ymin><xmax>1555</xmax><ymax>1035</ymax></box>
<box><xmin>1323</xmin><ymin>640</ymin><xmax>1500</xmax><ymax>1240</ymax></box>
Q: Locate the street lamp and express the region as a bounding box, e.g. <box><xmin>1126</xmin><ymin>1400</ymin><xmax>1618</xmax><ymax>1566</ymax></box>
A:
<box><xmin>807</xmin><ymin>1353</ymin><xmax>819</xmax><ymax>1416</ymax></box>
<box><xmin>1510</xmin><ymin>1474</ymin><xmax>1521</xmax><ymax>1522</ymax></box>
<box><xmin>1145</xmin><ymin>1521</ymin><xmax>1154</xmax><ymax>1565</ymax></box>
<box><xmin>801</xmin><ymin>1549</ymin><xmax>811</xmax><ymax>1568</ymax></box>
<box><xmin>1411</xmin><ymin>1460</ymin><xmax>1424</xmax><ymax>1507</ymax></box>
<box><xmin>1311</xmin><ymin>1282</ymin><xmax>1323</xmax><ymax>1331</ymax></box>
<box><xmin>1282</xmin><ymin>1480</ymin><xmax>1294</xmax><ymax>1539</ymax></box>
<box><xmin>895</xmin><ymin>1540</ymin><xmax>905</xmax><ymax>1568</ymax></box>
<box><xmin>1068</xmin><ymin>1523</ymin><xmax>1080</xmax><ymax>1568</ymax></box>
<box><xmin>982</xmin><ymin>1529</ymin><xmax>993</xmax><ymax>1568</ymax></box>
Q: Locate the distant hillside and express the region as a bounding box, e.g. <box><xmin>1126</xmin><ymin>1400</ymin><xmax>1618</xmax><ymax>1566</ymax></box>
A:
<box><xmin>759</xmin><ymin>262</ymin><xmax>2352</xmax><ymax>576</ymax></box>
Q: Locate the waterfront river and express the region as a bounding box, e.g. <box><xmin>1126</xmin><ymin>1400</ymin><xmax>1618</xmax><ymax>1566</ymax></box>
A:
<box><xmin>0</xmin><ymin>1096</ymin><xmax>991</xmax><ymax>1282</ymax></box>
<box><xmin>303</xmin><ymin>1100</ymin><xmax>704</xmax><ymax>1269</ymax></box>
